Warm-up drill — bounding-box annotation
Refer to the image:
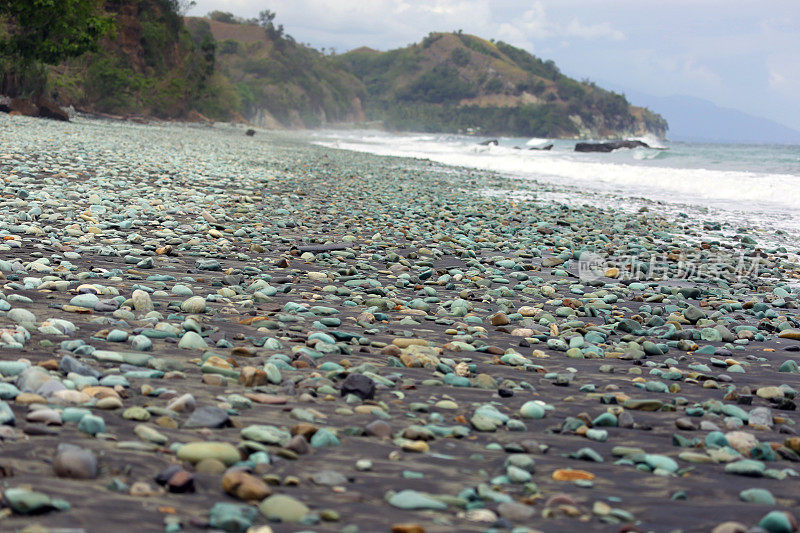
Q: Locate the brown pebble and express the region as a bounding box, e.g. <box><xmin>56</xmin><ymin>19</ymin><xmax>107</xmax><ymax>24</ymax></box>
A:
<box><xmin>154</xmin><ymin>416</ymin><xmax>179</xmax><ymax>429</ymax></box>
<box><xmin>392</xmin><ymin>525</ymin><xmax>425</xmax><ymax>533</ymax></box>
<box><xmin>202</xmin><ymin>374</ymin><xmax>227</xmax><ymax>386</ymax></box>
<box><xmin>239</xmin><ymin>366</ymin><xmax>269</xmax><ymax>387</ymax></box>
<box><xmin>491</xmin><ymin>312</ymin><xmax>510</xmax><ymax>326</ymax></box>
<box><xmin>38</xmin><ymin>359</ymin><xmax>59</xmax><ymax>370</ymax></box>
<box><xmin>222</xmin><ymin>470</ymin><xmax>271</xmax><ymax>501</ymax></box>
<box><xmin>290</xmin><ymin>423</ymin><xmax>318</xmax><ymax>439</ymax></box>
<box><xmin>285</xmin><ymin>435</ymin><xmax>310</xmax><ymax>455</ymax></box>
<box><xmin>365</xmin><ymin>420</ymin><xmax>392</xmax><ymax>438</ymax></box>
<box><xmin>380</xmin><ymin>345</ymin><xmax>402</xmax><ymax>356</ymax></box>
<box><xmin>167</xmin><ymin>470</ymin><xmax>195</xmax><ymax>493</ymax></box>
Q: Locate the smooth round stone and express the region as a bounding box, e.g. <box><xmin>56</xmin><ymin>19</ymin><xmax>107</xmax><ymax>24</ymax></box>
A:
<box><xmin>310</xmin><ymin>428</ymin><xmax>340</xmax><ymax>447</ymax></box>
<box><xmin>585</xmin><ymin>429</ymin><xmax>608</xmax><ymax>442</ymax></box>
<box><xmin>388</xmin><ymin>489</ymin><xmax>446</xmax><ymax>510</ymax></box>
<box><xmin>507</xmin><ymin>465</ymin><xmax>532</xmax><ymax>483</ymax></box>
<box><xmin>77</xmin><ymin>414</ymin><xmax>105</xmax><ymax>435</ymax></box>
<box><xmin>184</xmin><ymin>406</ymin><xmax>230</xmax><ymax>429</ymax></box>
<box><xmin>195</xmin><ymin>458</ymin><xmax>227</xmax><ymax>474</ymax></box>
<box><xmin>519</xmin><ymin>401</ymin><xmax>546</xmax><ymax>419</ymax></box>
<box><xmin>240</xmin><ymin>425</ymin><xmax>291</xmax><ymax>446</ymax></box>
<box><xmin>96</xmin><ymin>397</ymin><xmax>123</xmax><ymax>410</ymax></box>
<box><xmin>53</xmin><ymin>443</ymin><xmax>98</xmax><ymax>479</ymax></box>
<box><xmin>171</xmin><ymin>284</ymin><xmax>194</xmax><ymax>296</ymax></box>
<box><xmin>756</xmin><ymin>386</ymin><xmax>784</xmax><ymax>400</ymax></box>
<box><xmin>181</xmin><ymin>296</ymin><xmax>207</xmax><ymax>314</ymax></box>
<box><xmin>209</xmin><ymin>502</ymin><xmax>257</xmax><ymax>532</ymax></box>
<box><xmin>3</xmin><ymin>487</ymin><xmax>60</xmax><ymax>514</ymax></box>
<box><xmin>740</xmin><ymin>488</ymin><xmax>776</xmax><ymax>505</ymax></box>
<box><xmin>130</xmin><ymin>335</ymin><xmax>153</xmax><ymax>351</ymax></box>
<box><xmin>106</xmin><ymin>329</ymin><xmax>128</xmax><ymax>342</ymax></box>
<box><xmin>134</xmin><ymin>424</ymin><xmax>168</xmax><ymax>445</ymax></box>
<box><xmin>177</xmin><ymin>442</ymin><xmax>241</xmax><ymax>466</ymax></box>
<box><xmin>16</xmin><ymin>366</ymin><xmax>53</xmax><ymax>392</ymax></box>
<box><xmin>61</xmin><ymin>407</ymin><xmax>91</xmax><ymax>424</ymax></box>
<box><xmin>8</xmin><ymin>308</ymin><xmax>36</xmax><ymax>324</ymax></box>
<box><xmin>0</xmin><ymin>361</ymin><xmax>29</xmax><ymax>377</ymax></box>
<box><xmin>259</xmin><ymin>494</ymin><xmax>309</xmax><ymax>522</ymax></box>
<box><xmin>131</xmin><ymin>290</ymin><xmax>154</xmax><ymax>313</ymax></box>
<box><xmin>123</xmin><ymin>407</ymin><xmax>151</xmax><ymax>421</ymax></box>
<box><xmin>0</xmin><ymin>383</ymin><xmax>21</xmax><ymax>399</ymax></box>
<box><xmin>758</xmin><ymin>511</ymin><xmax>795</xmax><ymax>533</ymax></box>
<box><xmin>643</xmin><ymin>454</ymin><xmax>678</xmax><ymax>473</ymax></box>
<box><xmin>498</xmin><ymin>501</ymin><xmax>535</xmax><ymax>521</ymax></box>
<box><xmin>725</xmin><ymin>459</ymin><xmax>765</xmax><ymax>477</ymax></box>
<box><xmin>311</xmin><ymin>470</ymin><xmax>347</xmax><ymax>486</ymax></box>
<box><xmin>69</xmin><ymin>293</ymin><xmax>100</xmax><ymax>308</ymax></box>
<box><xmin>178</xmin><ymin>331</ymin><xmax>208</xmax><ymax>350</ymax></box>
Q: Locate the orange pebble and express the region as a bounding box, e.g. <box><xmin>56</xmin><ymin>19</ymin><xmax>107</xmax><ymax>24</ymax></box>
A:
<box><xmin>552</xmin><ymin>469</ymin><xmax>595</xmax><ymax>481</ymax></box>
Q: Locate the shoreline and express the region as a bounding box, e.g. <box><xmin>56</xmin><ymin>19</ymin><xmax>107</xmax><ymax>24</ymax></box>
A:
<box><xmin>0</xmin><ymin>114</ymin><xmax>799</xmax><ymax>532</ymax></box>
<box><xmin>310</xmin><ymin>130</ymin><xmax>800</xmax><ymax>264</ymax></box>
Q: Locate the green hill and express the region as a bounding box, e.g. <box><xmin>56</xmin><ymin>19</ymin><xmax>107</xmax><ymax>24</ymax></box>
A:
<box><xmin>337</xmin><ymin>32</ymin><xmax>667</xmax><ymax>138</ymax></box>
<box><xmin>185</xmin><ymin>15</ymin><xmax>365</xmax><ymax>128</ymax></box>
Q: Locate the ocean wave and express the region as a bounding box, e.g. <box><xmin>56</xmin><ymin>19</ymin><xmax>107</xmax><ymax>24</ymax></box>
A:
<box><xmin>315</xmin><ymin>135</ymin><xmax>800</xmax><ymax>211</ymax></box>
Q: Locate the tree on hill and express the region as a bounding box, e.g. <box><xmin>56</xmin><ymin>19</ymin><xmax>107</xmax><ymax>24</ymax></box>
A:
<box><xmin>0</xmin><ymin>0</ymin><xmax>113</xmax><ymax>96</ymax></box>
<box><xmin>258</xmin><ymin>9</ymin><xmax>284</xmax><ymax>41</ymax></box>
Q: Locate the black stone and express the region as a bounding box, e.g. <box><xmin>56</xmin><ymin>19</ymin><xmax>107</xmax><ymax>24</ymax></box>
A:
<box><xmin>184</xmin><ymin>406</ymin><xmax>231</xmax><ymax>429</ymax></box>
<box><xmin>340</xmin><ymin>373</ymin><xmax>376</xmax><ymax>400</ymax></box>
<box><xmin>59</xmin><ymin>355</ymin><xmax>102</xmax><ymax>379</ymax></box>
<box><xmin>154</xmin><ymin>465</ymin><xmax>182</xmax><ymax>486</ymax></box>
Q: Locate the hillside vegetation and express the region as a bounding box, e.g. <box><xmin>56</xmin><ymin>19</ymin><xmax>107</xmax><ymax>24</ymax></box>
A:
<box><xmin>185</xmin><ymin>15</ymin><xmax>365</xmax><ymax>128</ymax></box>
<box><xmin>338</xmin><ymin>32</ymin><xmax>666</xmax><ymax>138</ymax></box>
<box><xmin>3</xmin><ymin>3</ymin><xmax>666</xmax><ymax>137</ymax></box>
<box><xmin>48</xmin><ymin>0</ymin><xmax>236</xmax><ymax>119</ymax></box>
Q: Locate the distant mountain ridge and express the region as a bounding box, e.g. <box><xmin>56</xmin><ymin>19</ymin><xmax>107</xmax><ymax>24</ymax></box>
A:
<box><xmin>622</xmin><ymin>91</ymin><xmax>800</xmax><ymax>145</ymax></box>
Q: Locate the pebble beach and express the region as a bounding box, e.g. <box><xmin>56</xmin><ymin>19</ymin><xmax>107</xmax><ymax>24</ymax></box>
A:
<box><xmin>0</xmin><ymin>114</ymin><xmax>800</xmax><ymax>533</ymax></box>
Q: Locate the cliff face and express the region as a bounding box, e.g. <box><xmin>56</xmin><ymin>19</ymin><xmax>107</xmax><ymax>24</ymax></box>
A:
<box><xmin>338</xmin><ymin>33</ymin><xmax>668</xmax><ymax>138</ymax></box>
<box><xmin>186</xmin><ymin>17</ymin><xmax>365</xmax><ymax>128</ymax></box>
<box><xmin>49</xmin><ymin>0</ymin><xmax>235</xmax><ymax>119</ymax></box>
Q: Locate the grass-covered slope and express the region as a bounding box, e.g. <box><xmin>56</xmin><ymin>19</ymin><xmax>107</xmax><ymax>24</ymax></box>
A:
<box><xmin>186</xmin><ymin>16</ymin><xmax>365</xmax><ymax>128</ymax></box>
<box><xmin>339</xmin><ymin>32</ymin><xmax>667</xmax><ymax>138</ymax></box>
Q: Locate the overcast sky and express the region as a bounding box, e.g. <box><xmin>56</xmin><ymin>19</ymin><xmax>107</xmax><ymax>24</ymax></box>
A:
<box><xmin>188</xmin><ymin>0</ymin><xmax>800</xmax><ymax>131</ymax></box>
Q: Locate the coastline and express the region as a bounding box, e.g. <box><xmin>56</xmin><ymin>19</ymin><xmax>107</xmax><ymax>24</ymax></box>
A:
<box><xmin>0</xmin><ymin>114</ymin><xmax>798</xmax><ymax>531</ymax></box>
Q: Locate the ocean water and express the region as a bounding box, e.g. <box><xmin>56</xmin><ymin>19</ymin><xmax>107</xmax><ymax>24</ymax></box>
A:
<box><xmin>311</xmin><ymin>130</ymin><xmax>800</xmax><ymax>251</ymax></box>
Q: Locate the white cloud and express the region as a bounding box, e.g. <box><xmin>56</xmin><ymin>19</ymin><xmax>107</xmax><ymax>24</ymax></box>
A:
<box><xmin>767</xmin><ymin>55</ymin><xmax>800</xmax><ymax>95</ymax></box>
<box><xmin>680</xmin><ymin>59</ymin><xmax>721</xmax><ymax>87</ymax></box>
<box><xmin>189</xmin><ymin>0</ymin><xmax>624</xmax><ymax>52</ymax></box>
<box><xmin>564</xmin><ymin>19</ymin><xmax>625</xmax><ymax>41</ymax></box>
<box><xmin>626</xmin><ymin>49</ymin><xmax>721</xmax><ymax>90</ymax></box>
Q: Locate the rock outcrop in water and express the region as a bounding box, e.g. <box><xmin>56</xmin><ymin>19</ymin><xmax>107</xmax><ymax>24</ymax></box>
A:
<box><xmin>574</xmin><ymin>140</ymin><xmax>650</xmax><ymax>152</ymax></box>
